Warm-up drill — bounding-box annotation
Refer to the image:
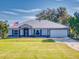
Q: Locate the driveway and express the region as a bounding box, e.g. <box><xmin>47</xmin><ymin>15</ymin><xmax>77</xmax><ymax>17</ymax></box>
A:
<box><xmin>53</xmin><ymin>37</ymin><xmax>79</xmax><ymax>51</ymax></box>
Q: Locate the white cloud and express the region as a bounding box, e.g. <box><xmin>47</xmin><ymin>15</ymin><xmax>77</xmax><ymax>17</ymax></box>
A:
<box><xmin>18</xmin><ymin>16</ymin><xmax>37</xmax><ymax>23</ymax></box>
<box><xmin>12</xmin><ymin>9</ymin><xmax>42</xmax><ymax>13</ymax></box>
<box><xmin>1</xmin><ymin>11</ymin><xmax>18</xmax><ymax>15</ymax></box>
<box><xmin>0</xmin><ymin>9</ymin><xmax>39</xmax><ymax>24</ymax></box>
<box><xmin>22</xmin><ymin>16</ymin><xmax>37</xmax><ymax>19</ymax></box>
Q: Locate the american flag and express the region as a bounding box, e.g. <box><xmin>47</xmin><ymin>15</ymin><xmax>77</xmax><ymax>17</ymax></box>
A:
<box><xmin>13</xmin><ymin>22</ymin><xmax>19</xmax><ymax>27</ymax></box>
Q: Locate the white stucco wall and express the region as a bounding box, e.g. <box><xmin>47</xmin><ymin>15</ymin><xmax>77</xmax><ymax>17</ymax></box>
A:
<box><xmin>41</xmin><ymin>29</ymin><xmax>48</xmax><ymax>35</ymax></box>
<box><xmin>20</xmin><ymin>29</ymin><xmax>24</xmax><ymax>35</ymax></box>
<box><xmin>29</xmin><ymin>29</ymin><xmax>34</xmax><ymax>36</ymax></box>
<box><xmin>50</xmin><ymin>29</ymin><xmax>68</xmax><ymax>38</ymax></box>
<box><xmin>8</xmin><ymin>28</ymin><xmax>12</xmax><ymax>35</ymax></box>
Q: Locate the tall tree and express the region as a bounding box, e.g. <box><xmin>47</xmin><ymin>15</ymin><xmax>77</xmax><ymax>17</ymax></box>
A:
<box><xmin>36</xmin><ymin>8</ymin><xmax>58</xmax><ymax>22</ymax></box>
<box><xmin>74</xmin><ymin>12</ymin><xmax>79</xmax><ymax>39</ymax></box>
<box><xmin>68</xmin><ymin>12</ymin><xmax>79</xmax><ymax>39</ymax></box>
<box><xmin>57</xmin><ymin>7</ymin><xmax>69</xmax><ymax>25</ymax></box>
<box><xmin>74</xmin><ymin>12</ymin><xmax>79</xmax><ymax>19</ymax></box>
<box><xmin>36</xmin><ymin>7</ymin><xmax>69</xmax><ymax>25</ymax></box>
<box><xmin>0</xmin><ymin>20</ymin><xmax>9</xmax><ymax>39</ymax></box>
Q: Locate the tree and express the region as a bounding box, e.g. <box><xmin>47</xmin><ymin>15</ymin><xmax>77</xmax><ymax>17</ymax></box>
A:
<box><xmin>36</xmin><ymin>7</ymin><xmax>69</xmax><ymax>25</ymax></box>
<box><xmin>74</xmin><ymin>12</ymin><xmax>79</xmax><ymax>19</ymax></box>
<box><xmin>36</xmin><ymin>8</ymin><xmax>58</xmax><ymax>22</ymax></box>
<box><xmin>68</xmin><ymin>17</ymin><xmax>76</xmax><ymax>38</ymax></box>
<box><xmin>57</xmin><ymin>7</ymin><xmax>69</xmax><ymax>25</ymax></box>
<box><xmin>68</xmin><ymin>12</ymin><xmax>79</xmax><ymax>39</ymax></box>
<box><xmin>0</xmin><ymin>20</ymin><xmax>9</xmax><ymax>39</ymax></box>
<box><xmin>74</xmin><ymin>12</ymin><xmax>79</xmax><ymax>39</ymax></box>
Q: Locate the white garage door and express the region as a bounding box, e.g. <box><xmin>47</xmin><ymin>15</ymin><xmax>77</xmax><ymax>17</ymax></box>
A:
<box><xmin>50</xmin><ymin>30</ymin><xmax>68</xmax><ymax>38</ymax></box>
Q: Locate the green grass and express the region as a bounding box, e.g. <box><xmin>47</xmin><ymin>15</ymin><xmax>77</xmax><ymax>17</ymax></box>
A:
<box><xmin>0</xmin><ymin>38</ymin><xmax>79</xmax><ymax>59</ymax></box>
<box><xmin>0</xmin><ymin>38</ymin><xmax>55</xmax><ymax>42</ymax></box>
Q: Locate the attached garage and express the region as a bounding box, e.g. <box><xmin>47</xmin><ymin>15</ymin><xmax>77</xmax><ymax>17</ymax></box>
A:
<box><xmin>50</xmin><ymin>29</ymin><xmax>68</xmax><ymax>38</ymax></box>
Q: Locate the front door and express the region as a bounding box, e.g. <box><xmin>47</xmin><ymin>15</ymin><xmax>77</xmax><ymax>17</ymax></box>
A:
<box><xmin>24</xmin><ymin>28</ymin><xmax>29</xmax><ymax>37</ymax></box>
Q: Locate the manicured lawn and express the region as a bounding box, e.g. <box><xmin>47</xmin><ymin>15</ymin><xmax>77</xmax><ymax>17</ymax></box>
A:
<box><xmin>0</xmin><ymin>38</ymin><xmax>79</xmax><ymax>59</ymax></box>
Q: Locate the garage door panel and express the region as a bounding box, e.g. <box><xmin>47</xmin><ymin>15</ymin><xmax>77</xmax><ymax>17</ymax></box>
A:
<box><xmin>50</xmin><ymin>30</ymin><xmax>67</xmax><ymax>38</ymax></box>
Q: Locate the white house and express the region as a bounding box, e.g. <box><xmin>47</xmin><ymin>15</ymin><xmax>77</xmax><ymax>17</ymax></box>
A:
<box><xmin>8</xmin><ymin>20</ymin><xmax>69</xmax><ymax>38</ymax></box>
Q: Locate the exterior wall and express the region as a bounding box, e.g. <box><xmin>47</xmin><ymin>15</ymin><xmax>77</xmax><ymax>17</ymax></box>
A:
<box><xmin>29</xmin><ymin>28</ymin><xmax>49</xmax><ymax>37</ymax></box>
<box><xmin>50</xmin><ymin>29</ymin><xmax>68</xmax><ymax>38</ymax></box>
<box><xmin>8</xmin><ymin>28</ymin><xmax>68</xmax><ymax>38</ymax></box>
<box><xmin>41</xmin><ymin>29</ymin><xmax>48</xmax><ymax>36</ymax></box>
<box><xmin>29</xmin><ymin>29</ymin><xmax>34</xmax><ymax>36</ymax></box>
<box><xmin>8</xmin><ymin>28</ymin><xmax>20</xmax><ymax>37</ymax></box>
<box><xmin>20</xmin><ymin>29</ymin><xmax>24</xmax><ymax>36</ymax></box>
<box><xmin>8</xmin><ymin>28</ymin><xmax>12</xmax><ymax>35</ymax></box>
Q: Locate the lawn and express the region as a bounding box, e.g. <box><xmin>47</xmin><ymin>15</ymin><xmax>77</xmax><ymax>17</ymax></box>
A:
<box><xmin>0</xmin><ymin>38</ymin><xmax>79</xmax><ymax>59</ymax></box>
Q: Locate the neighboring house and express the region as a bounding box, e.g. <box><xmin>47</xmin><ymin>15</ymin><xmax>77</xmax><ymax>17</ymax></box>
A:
<box><xmin>8</xmin><ymin>20</ymin><xmax>69</xmax><ymax>38</ymax></box>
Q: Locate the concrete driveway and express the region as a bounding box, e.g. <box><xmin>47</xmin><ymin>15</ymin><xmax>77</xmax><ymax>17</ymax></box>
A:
<box><xmin>53</xmin><ymin>37</ymin><xmax>79</xmax><ymax>51</ymax></box>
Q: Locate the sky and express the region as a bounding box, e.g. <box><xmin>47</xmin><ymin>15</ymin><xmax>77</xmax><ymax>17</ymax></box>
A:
<box><xmin>0</xmin><ymin>0</ymin><xmax>79</xmax><ymax>24</ymax></box>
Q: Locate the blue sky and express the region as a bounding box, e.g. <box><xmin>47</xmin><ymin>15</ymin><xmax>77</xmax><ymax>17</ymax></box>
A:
<box><xmin>0</xmin><ymin>0</ymin><xmax>79</xmax><ymax>24</ymax></box>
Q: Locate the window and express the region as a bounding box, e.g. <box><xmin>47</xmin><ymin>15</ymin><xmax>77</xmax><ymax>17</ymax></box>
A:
<box><xmin>12</xmin><ymin>30</ymin><xmax>19</xmax><ymax>36</ymax></box>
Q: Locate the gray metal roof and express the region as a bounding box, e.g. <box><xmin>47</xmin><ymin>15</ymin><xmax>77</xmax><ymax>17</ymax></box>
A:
<box><xmin>10</xmin><ymin>20</ymin><xmax>68</xmax><ymax>29</ymax></box>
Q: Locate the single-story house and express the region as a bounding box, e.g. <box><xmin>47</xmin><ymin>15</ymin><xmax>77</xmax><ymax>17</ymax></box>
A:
<box><xmin>8</xmin><ymin>20</ymin><xmax>69</xmax><ymax>38</ymax></box>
